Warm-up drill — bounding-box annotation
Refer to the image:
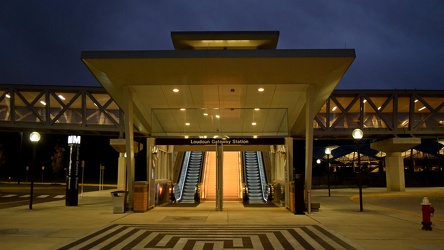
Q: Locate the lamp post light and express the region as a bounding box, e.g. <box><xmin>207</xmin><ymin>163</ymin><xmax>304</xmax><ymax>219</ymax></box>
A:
<box><xmin>29</xmin><ymin>131</ymin><xmax>41</xmax><ymax>210</ymax></box>
<box><xmin>352</xmin><ymin>128</ymin><xmax>364</xmax><ymax>212</ymax></box>
<box><xmin>325</xmin><ymin>147</ymin><xmax>332</xmax><ymax>197</ymax></box>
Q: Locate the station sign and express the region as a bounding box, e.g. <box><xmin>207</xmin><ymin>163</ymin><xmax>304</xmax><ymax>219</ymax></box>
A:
<box><xmin>155</xmin><ymin>137</ymin><xmax>285</xmax><ymax>146</ymax></box>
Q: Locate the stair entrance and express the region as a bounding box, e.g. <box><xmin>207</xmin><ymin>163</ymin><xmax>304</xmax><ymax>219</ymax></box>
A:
<box><xmin>203</xmin><ymin>152</ymin><xmax>241</xmax><ymax>201</ymax></box>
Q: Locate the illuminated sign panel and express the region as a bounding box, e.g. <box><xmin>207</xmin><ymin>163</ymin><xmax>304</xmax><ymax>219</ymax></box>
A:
<box><xmin>68</xmin><ymin>135</ymin><xmax>81</xmax><ymax>145</ymax></box>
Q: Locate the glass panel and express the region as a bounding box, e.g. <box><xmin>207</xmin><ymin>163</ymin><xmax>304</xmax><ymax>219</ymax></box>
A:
<box><xmin>0</xmin><ymin>91</ymin><xmax>11</xmax><ymax>121</ymax></box>
<box><xmin>397</xmin><ymin>96</ymin><xmax>410</xmax><ymax>128</ymax></box>
<box><xmin>54</xmin><ymin>96</ymin><xmax>82</xmax><ymax>124</ymax></box>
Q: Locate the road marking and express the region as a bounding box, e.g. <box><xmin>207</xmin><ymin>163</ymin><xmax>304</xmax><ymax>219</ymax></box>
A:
<box><xmin>37</xmin><ymin>195</ymin><xmax>50</xmax><ymax>198</ymax></box>
<box><xmin>2</xmin><ymin>194</ymin><xmax>17</xmax><ymax>197</ymax></box>
<box><xmin>54</xmin><ymin>195</ymin><xmax>65</xmax><ymax>199</ymax></box>
<box><xmin>20</xmin><ymin>195</ymin><xmax>31</xmax><ymax>198</ymax></box>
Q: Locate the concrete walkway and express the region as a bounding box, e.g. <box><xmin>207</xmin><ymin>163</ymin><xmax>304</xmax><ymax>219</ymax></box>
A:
<box><xmin>0</xmin><ymin>187</ymin><xmax>442</xmax><ymax>249</ymax></box>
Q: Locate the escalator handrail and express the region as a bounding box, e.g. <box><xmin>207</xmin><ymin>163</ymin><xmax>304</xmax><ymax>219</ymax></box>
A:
<box><xmin>175</xmin><ymin>151</ymin><xmax>191</xmax><ymax>202</ymax></box>
<box><xmin>256</xmin><ymin>151</ymin><xmax>268</xmax><ymax>202</ymax></box>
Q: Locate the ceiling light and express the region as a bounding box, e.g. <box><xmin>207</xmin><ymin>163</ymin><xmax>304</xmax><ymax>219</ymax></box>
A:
<box><xmin>203</xmin><ymin>113</ymin><xmax>208</xmax><ymax>116</ymax></box>
<box><xmin>254</xmin><ymin>108</ymin><xmax>260</xmax><ymax>111</ymax></box>
<box><xmin>377</xmin><ymin>106</ymin><xmax>381</xmax><ymax>110</ymax></box>
<box><xmin>363</xmin><ymin>99</ymin><xmax>367</xmax><ymax>103</ymax></box>
<box><xmin>180</xmin><ymin>108</ymin><xmax>186</xmax><ymax>111</ymax></box>
<box><xmin>58</xmin><ymin>95</ymin><xmax>66</xmax><ymax>100</ymax></box>
<box><xmin>252</xmin><ymin>122</ymin><xmax>257</xmax><ymax>126</ymax></box>
<box><xmin>418</xmin><ymin>106</ymin><xmax>426</xmax><ymax>111</ymax></box>
<box><xmin>414</xmin><ymin>99</ymin><xmax>418</xmax><ymax>103</ymax></box>
<box><xmin>40</xmin><ymin>101</ymin><xmax>46</xmax><ymax>106</ymax></box>
<box><xmin>185</xmin><ymin>123</ymin><xmax>190</xmax><ymax>126</ymax></box>
<box><xmin>258</xmin><ymin>88</ymin><xmax>264</xmax><ymax>92</ymax></box>
<box><xmin>332</xmin><ymin>106</ymin><xmax>337</xmax><ymax>111</ymax></box>
<box><xmin>253</xmin><ymin>135</ymin><xmax>258</xmax><ymax>138</ymax></box>
<box><xmin>173</xmin><ymin>88</ymin><xmax>179</xmax><ymax>93</ymax></box>
<box><xmin>184</xmin><ymin>135</ymin><xmax>189</xmax><ymax>139</ymax></box>
<box><xmin>5</xmin><ymin>94</ymin><xmax>11</xmax><ymax>98</ymax></box>
<box><xmin>213</xmin><ymin>135</ymin><xmax>218</xmax><ymax>138</ymax></box>
<box><xmin>215</xmin><ymin>115</ymin><xmax>220</xmax><ymax>118</ymax></box>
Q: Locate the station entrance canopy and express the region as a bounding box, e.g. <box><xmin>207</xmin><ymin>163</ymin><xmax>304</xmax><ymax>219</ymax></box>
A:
<box><xmin>81</xmin><ymin>31</ymin><xmax>355</xmax><ymax>137</ymax></box>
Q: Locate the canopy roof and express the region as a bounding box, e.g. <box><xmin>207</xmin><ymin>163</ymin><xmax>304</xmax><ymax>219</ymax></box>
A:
<box><xmin>82</xmin><ymin>31</ymin><xmax>355</xmax><ymax>137</ymax></box>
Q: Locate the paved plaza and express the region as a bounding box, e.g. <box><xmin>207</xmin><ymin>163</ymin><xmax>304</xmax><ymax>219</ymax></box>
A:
<box><xmin>0</xmin><ymin>187</ymin><xmax>442</xmax><ymax>249</ymax></box>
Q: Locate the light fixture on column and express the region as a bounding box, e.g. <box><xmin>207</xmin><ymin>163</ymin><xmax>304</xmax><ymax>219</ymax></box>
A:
<box><xmin>29</xmin><ymin>132</ymin><xmax>41</xmax><ymax>209</ymax></box>
<box><xmin>324</xmin><ymin>147</ymin><xmax>332</xmax><ymax>197</ymax></box>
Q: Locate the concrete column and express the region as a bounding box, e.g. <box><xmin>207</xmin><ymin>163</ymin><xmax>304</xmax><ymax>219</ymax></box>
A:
<box><xmin>385</xmin><ymin>152</ymin><xmax>405</xmax><ymax>191</ymax></box>
<box><xmin>270</xmin><ymin>146</ymin><xmax>276</xmax><ymax>182</ymax></box>
<box><xmin>117</xmin><ymin>153</ymin><xmax>126</xmax><ymax>190</ymax></box>
<box><xmin>123</xmin><ymin>87</ymin><xmax>135</xmax><ymax>210</ymax></box>
<box><xmin>284</xmin><ymin>137</ymin><xmax>293</xmax><ymax>208</ymax></box>
<box><xmin>305</xmin><ymin>85</ymin><xmax>315</xmax><ymax>213</ymax></box>
<box><xmin>146</xmin><ymin>138</ymin><xmax>156</xmax><ymax>209</ymax></box>
<box><xmin>371</xmin><ymin>137</ymin><xmax>421</xmax><ymax>192</ymax></box>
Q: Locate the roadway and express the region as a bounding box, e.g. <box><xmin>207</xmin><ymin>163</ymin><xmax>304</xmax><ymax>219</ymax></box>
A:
<box><xmin>0</xmin><ymin>182</ymin><xmax>116</xmax><ymax>209</ymax></box>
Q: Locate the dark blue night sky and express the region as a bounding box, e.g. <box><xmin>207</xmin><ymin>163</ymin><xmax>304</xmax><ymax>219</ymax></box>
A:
<box><xmin>1</xmin><ymin>1</ymin><xmax>443</xmax><ymax>90</ymax></box>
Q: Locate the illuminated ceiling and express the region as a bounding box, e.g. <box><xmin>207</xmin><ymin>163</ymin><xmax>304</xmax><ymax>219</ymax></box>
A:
<box><xmin>82</xmin><ymin>31</ymin><xmax>355</xmax><ymax>137</ymax></box>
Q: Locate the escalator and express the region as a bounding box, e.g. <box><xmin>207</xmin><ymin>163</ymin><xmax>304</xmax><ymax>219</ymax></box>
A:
<box><xmin>243</xmin><ymin>151</ymin><xmax>268</xmax><ymax>204</ymax></box>
<box><xmin>176</xmin><ymin>151</ymin><xmax>204</xmax><ymax>203</ymax></box>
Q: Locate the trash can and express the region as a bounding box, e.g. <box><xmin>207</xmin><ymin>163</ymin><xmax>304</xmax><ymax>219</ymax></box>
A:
<box><xmin>110</xmin><ymin>191</ymin><xmax>127</xmax><ymax>214</ymax></box>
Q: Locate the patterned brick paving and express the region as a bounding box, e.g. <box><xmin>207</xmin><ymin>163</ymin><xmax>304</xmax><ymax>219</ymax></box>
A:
<box><xmin>57</xmin><ymin>224</ymin><xmax>360</xmax><ymax>250</ymax></box>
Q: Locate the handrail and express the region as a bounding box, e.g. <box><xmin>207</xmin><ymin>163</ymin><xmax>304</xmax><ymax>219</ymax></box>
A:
<box><xmin>175</xmin><ymin>151</ymin><xmax>191</xmax><ymax>201</ymax></box>
<box><xmin>256</xmin><ymin>151</ymin><xmax>268</xmax><ymax>202</ymax></box>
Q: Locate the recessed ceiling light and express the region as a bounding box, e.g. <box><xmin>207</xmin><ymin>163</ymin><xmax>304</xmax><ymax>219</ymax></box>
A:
<box><xmin>258</xmin><ymin>88</ymin><xmax>264</xmax><ymax>92</ymax></box>
<box><xmin>173</xmin><ymin>88</ymin><xmax>179</xmax><ymax>93</ymax></box>
<box><xmin>215</xmin><ymin>115</ymin><xmax>220</xmax><ymax>118</ymax></box>
<box><xmin>254</xmin><ymin>108</ymin><xmax>260</xmax><ymax>111</ymax></box>
<box><xmin>185</xmin><ymin>122</ymin><xmax>190</xmax><ymax>126</ymax></box>
<box><xmin>184</xmin><ymin>135</ymin><xmax>189</xmax><ymax>139</ymax></box>
<box><xmin>180</xmin><ymin>108</ymin><xmax>186</xmax><ymax>111</ymax></box>
<box><xmin>252</xmin><ymin>122</ymin><xmax>257</xmax><ymax>126</ymax></box>
<box><xmin>253</xmin><ymin>135</ymin><xmax>258</xmax><ymax>138</ymax></box>
<box><xmin>203</xmin><ymin>113</ymin><xmax>208</xmax><ymax>116</ymax></box>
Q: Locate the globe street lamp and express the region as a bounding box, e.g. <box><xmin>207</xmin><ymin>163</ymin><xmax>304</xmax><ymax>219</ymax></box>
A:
<box><xmin>352</xmin><ymin>128</ymin><xmax>364</xmax><ymax>212</ymax></box>
<box><xmin>325</xmin><ymin>147</ymin><xmax>332</xmax><ymax>197</ymax></box>
<box><xmin>29</xmin><ymin>131</ymin><xmax>41</xmax><ymax>210</ymax></box>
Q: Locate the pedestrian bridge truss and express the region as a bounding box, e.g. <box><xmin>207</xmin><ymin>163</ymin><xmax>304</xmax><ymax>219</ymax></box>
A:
<box><xmin>0</xmin><ymin>85</ymin><xmax>123</xmax><ymax>135</ymax></box>
<box><xmin>314</xmin><ymin>90</ymin><xmax>444</xmax><ymax>138</ymax></box>
<box><xmin>1</xmin><ymin>85</ymin><xmax>443</xmax><ymax>138</ymax></box>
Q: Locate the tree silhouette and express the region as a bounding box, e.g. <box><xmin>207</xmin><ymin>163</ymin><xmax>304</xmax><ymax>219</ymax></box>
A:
<box><xmin>51</xmin><ymin>143</ymin><xmax>65</xmax><ymax>184</ymax></box>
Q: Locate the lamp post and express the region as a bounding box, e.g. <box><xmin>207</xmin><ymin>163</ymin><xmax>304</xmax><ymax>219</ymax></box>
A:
<box><xmin>325</xmin><ymin>147</ymin><xmax>332</xmax><ymax>197</ymax></box>
<box><xmin>41</xmin><ymin>166</ymin><xmax>45</xmax><ymax>182</ymax></box>
<box><xmin>352</xmin><ymin>128</ymin><xmax>364</xmax><ymax>212</ymax></box>
<box><xmin>29</xmin><ymin>131</ymin><xmax>41</xmax><ymax>210</ymax></box>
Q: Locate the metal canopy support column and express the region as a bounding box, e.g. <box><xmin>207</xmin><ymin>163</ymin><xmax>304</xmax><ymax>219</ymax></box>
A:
<box><xmin>305</xmin><ymin>85</ymin><xmax>315</xmax><ymax>214</ymax></box>
<box><xmin>124</xmin><ymin>87</ymin><xmax>135</xmax><ymax>211</ymax></box>
<box><xmin>216</xmin><ymin>143</ymin><xmax>223</xmax><ymax>211</ymax></box>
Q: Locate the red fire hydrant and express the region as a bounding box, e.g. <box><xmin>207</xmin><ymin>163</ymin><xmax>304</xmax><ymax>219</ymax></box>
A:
<box><xmin>421</xmin><ymin>197</ymin><xmax>435</xmax><ymax>231</ymax></box>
